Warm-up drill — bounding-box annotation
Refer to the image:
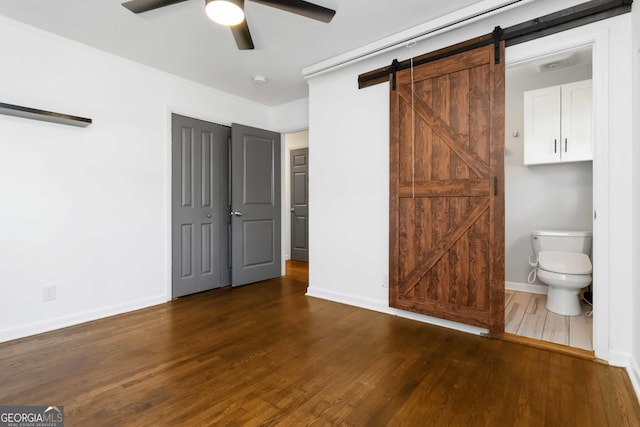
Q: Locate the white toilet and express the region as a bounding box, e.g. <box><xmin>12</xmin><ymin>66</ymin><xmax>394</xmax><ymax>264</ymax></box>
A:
<box><xmin>531</xmin><ymin>229</ymin><xmax>593</xmax><ymax>316</ymax></box>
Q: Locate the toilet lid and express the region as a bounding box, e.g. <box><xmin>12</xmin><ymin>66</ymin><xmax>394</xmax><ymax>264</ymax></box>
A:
<box><xmin>538</xmin><ymin>251</ymin><xmax>592</xmax><ymax>274</ymax></box>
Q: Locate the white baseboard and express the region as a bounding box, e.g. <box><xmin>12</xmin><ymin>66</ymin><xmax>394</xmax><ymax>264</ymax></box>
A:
<box><xmin>0</xmin><ymin>295</ymin><xmax>167</xmax><ymax>344</ymax></box>
<box><xmin>607</xmin><ymin>349</ymin><xmax>630</xmax><ymax>368</ymax></box>
<box><xmin>306</xmin><ymin>286</ymin><xmax>488</xmax><ymax>336</ymax></box>
<box><xmin>505</xmin><ymin>281</ymin><xmax>548</xmax><ymax>295</ymax></box>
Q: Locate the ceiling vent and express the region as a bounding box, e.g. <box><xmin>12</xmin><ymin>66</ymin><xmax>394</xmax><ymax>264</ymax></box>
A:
<box><xmin>538</xmin><ymin>57</ymin><xmax>572</xmax><ymax>72</ymax></box>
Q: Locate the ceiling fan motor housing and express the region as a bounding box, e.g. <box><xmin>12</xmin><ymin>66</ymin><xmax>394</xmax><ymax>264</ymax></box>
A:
<box><xmin>122</xmin><ymin>0</ymin><xmax>336</xmax><ymax>50</ymax></box>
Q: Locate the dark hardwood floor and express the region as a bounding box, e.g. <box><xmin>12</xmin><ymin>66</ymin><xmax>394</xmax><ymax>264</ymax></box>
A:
<box><xmin>1</xmin><ymin>261</ymin><xmax>638</xmax><ymax>426</ymax></box>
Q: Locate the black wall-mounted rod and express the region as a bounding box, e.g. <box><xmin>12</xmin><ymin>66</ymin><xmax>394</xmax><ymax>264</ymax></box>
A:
<box><xmin>0</xmin><ymin>102</ymin><xmax>92</xmax><ymax>127</ymax></box>
<box><xmin>358</xmin><ymin>0</ymin><xmax>632</xmax><ymax>90</ymax></box>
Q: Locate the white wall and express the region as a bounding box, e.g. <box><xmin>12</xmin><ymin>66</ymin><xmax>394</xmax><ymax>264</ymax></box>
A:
<box><xmin>283</xmin><ymin>131</ymin><xmax>309</xmax><ymax>260</ymax></box>
<box><xmin>603</xmin><ymin>17</ymin><xmax>634</xmax><ymax>368</ymax></box>
<box><xmin>630</xmin><ymin>0</ymin><xmax>640</xmax><ymax>399</ymax></box>
<box><xmin>271</xmin><ymin>98</ymin><xmax>309</xmax><ymax>134</ymax></box>
<box><xmin>0</xmin><ymin>16</ymin><xmax>272</xmax><ymax>342</ymax></box>
<box><xmin>505</xmin><ymin>61</ymin><xmax>593</xmax><ymax>288</ymax></box>
<box><xmin>306</xmin><ymin>1</ymin><xmax>636</xmax><ymax>362</ymax></box>
<box><xmin>272</xmin><ymin>99</ymin><xmax>309</xmax><ymax>270</ymax></box>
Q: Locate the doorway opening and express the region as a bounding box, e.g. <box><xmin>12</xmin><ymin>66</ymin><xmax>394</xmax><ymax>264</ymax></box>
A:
<box><xmin>284</xmin><ymin>130</ymin><xmax>309</xmax><ymax>264</ymax></box>
<box><xmin>505</xmin><ymin>45</ymin><xmax>594</xmax><ymax>352</ymax></box>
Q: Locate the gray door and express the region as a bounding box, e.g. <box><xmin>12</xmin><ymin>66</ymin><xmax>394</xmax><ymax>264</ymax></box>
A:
<box><xmin>231</xmin><ymin>123</ymin><xmax>281</xmax><ymax>286</ymax></box>
<box><xmin>172</xmin><ymin>114</ymin><xmax>230</xmax><ymax>297</ymax></box>
<box><xmin>290</xmin><ymin>148</ymin><xmax>309</xmax><ymax>262</ymax></box>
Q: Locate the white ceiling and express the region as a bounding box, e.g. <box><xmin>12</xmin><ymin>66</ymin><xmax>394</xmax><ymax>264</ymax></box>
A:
<box><xmin>0</xmin><ymin>0</ymin><xmax>484</xmax><ymax>106</ymax></box>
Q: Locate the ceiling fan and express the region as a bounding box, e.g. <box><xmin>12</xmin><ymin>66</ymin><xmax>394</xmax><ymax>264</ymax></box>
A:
<box><xmin>122</xmin><ymin>0</ymin><xmax>336</xmax><ymax>50</ymax></box>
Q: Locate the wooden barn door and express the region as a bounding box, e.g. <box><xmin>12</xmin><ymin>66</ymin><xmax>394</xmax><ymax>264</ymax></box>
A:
<box><xmin>389</xmin><ymin>43</ymin><xmax>505</xmax><ymax>334</ymax></box>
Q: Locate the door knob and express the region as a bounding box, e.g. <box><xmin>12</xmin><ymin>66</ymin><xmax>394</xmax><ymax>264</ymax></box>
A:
<box><xmin>230</xmin><ymin>211</ymin><xmax>243</xmax><ymax>217</ymax></box>
<box><xmin>206</xmin><ymin>214</ymin><xmax>212</xmax><ymax>218</ymax></box>
<box><xmin>290</xmin><ymin>208</ymin><xmax>295</xmax><ymax>212</ymax></box>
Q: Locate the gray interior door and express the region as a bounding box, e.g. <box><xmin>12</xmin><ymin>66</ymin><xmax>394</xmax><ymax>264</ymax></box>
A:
<box><xmin>290</xmin><ymin>148</ymin><xmax>309</xmax><ymax>262</ymax></box>
<box><xmin>172</xmin><ymin>114</ymin><xmax>230</xmax><ymax>297</ymax></box>
<box><xmin>231</xmin><ymin>123</ymin><xmax>281</xmax><ymax>286</ymax></box>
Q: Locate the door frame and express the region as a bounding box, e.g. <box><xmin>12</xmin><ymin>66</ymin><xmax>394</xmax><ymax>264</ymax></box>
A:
<box><xmin>505</xmin><ymin>25</ymin><xmax>609</xmax><ymax>359</ymax></box>
<box><xmin>283</xmin><ymin>131</ymin><xmax>310</xmax><ymax>261</ymax></box>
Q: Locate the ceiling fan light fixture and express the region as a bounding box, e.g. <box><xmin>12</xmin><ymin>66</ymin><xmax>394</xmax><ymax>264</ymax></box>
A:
<box><xmin>205</xmin><ymin>0</ymin><xmax>245</xmax><ymax>26</ymax></box>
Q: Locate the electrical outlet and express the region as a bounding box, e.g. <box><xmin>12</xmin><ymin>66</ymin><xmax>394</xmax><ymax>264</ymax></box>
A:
<box><xmin>42</xmin><ymin>285</ymin><xmax>56</xmax><ymax>302</ymax></box>
<box><xmin>381</xmin><ymin>273</ymin><xmax>389</xmax><ymax>288</ymax></box>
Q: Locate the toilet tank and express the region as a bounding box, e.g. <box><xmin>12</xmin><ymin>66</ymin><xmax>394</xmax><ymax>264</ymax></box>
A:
<box><xmin>531</xmin><ymin>229</ymin><xmax>592</xmax><ymax>256</ymax></box>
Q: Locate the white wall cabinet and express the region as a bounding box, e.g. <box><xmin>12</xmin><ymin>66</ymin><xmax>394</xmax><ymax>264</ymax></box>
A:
<box><xmin>523</xmin><ymin>79</ymin><xmax>592</xmax><ymax>165</ymax></box>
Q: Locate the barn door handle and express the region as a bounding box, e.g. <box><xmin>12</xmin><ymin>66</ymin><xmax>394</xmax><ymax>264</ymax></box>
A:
<box><xmin>230</xmin><ymin>211</ymin><xmax>243</xmax><ymax>217</ymax></box>
<box><xmin>565</xmin><ymin>138</ymin><xmax>568</xmax><ymax>152</ymax></box>
<box><xmin>494</xmin><ymin>176</ymin><xmax>498</xmax><ymax>196</ymax></box>
<box><xmin>554</xmin><ymin>139</ymin><xmax>557</xmax><ymax>153</ymax></box>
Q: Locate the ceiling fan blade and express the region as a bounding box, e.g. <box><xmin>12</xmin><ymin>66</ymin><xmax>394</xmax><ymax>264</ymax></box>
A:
<box><xmin>230</xmin><ymin>20</ymin><xmax>255</xmax><ymax>50</ymax></box>
<box><xmin>122</xmin><ymin>0</ymin><xmax>189</xmax><ymax>14</ymax></box>
<box><xmin>250</xmin><ymin>0</ymin><xmax>336</xmax><ymax>23</ymax></box>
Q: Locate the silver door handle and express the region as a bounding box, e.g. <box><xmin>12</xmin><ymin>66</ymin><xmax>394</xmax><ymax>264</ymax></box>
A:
<box><xmin>230</xmin><ymin>211</ymin><xmax>243</xmax><ymax>217</ymax></box>
<box><xmin>206</xmin><ymin>214</ymin><xmax>212</xmax><ymax>218</ymax></box>
<box><xmin>290</xmin><ymin>208</ymin><xmax>295</xmax><ymax>212</ymax></box>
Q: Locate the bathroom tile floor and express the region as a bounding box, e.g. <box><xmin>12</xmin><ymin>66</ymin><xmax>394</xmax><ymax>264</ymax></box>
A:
<box><xmin>505</xmin><ymin>290</ymin><xmax>593</xmax><ymax>351</ymax></box>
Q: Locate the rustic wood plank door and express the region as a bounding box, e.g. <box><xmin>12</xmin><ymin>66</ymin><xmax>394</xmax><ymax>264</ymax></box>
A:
<box><xmin>389</xmin><ymin>43</ymin><xmax>505</xmax><ymax>334</ymax></box>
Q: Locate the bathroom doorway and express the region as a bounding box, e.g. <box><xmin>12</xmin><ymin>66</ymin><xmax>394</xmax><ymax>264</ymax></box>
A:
<box><xmin>504</xmin><ymin>45</ymin><xmax>594</xmax><ymax>352</ymax></box>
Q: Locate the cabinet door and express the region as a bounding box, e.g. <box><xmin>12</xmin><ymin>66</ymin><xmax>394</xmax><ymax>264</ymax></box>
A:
<box><xmin>524</xmin><ymin>85</ymin><xmax>561</xmax><ymax>165</ymax></box>
<box><xmin>561</xmin><ymin>79</ymin><xmax>592</xmax><ymax>162</ymax></box>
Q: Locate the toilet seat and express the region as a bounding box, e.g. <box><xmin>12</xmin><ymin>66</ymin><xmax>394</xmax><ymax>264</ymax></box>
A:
<box><xmin>538</xmin><ymin>250</ymin><xmax>592</xmax><ymax>274</ymax></box>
